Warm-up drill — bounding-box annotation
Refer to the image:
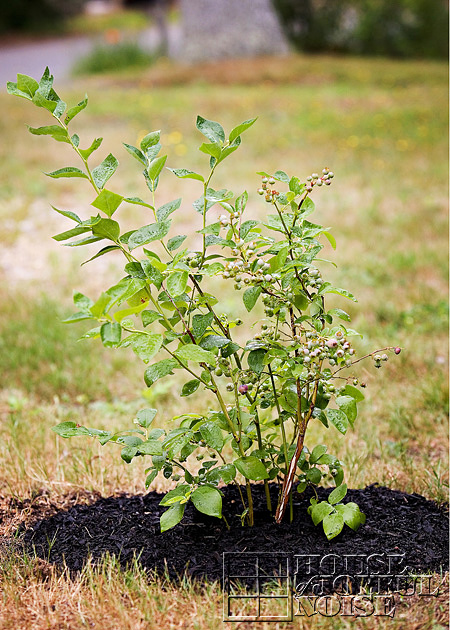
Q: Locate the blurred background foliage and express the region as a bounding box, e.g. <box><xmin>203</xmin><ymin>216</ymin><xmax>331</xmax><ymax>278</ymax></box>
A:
<box><xmin>0</xmin><ymin>0</ymin><xmax>448</xmax><ymax>60</ymax></box>
<box><xmin>272</xmin><ymin>0</ymin><xmax>449</xmax><ymax>59</ymax></box>
<box><xmin>0</xmin><ymin>0</ymin><xmax>87</xmax><ymax>34</ymax></box>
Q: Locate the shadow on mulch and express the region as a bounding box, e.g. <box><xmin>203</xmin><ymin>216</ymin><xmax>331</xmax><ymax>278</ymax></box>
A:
<box><xmin>15</xmin><ymin>484</ymin><xmax>449</xmax><ymax>586</ymax></box>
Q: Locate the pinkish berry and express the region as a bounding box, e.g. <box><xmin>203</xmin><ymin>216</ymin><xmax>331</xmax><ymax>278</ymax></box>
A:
<box><xmin>394</xmin><ymin>347</ymin><xmax>402</xmax><ymax>355</ymax></box>
<box><xmin>238</xmin><ymin>384</ymin><xmax>249</xmax><ymax>394</ymax></box>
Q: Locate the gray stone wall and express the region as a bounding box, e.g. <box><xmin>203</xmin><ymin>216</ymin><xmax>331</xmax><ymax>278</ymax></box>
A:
<box><xmin>178</xmin><ymin>0</ymin><xmax>289</xmax><ymax>63</ymax></box>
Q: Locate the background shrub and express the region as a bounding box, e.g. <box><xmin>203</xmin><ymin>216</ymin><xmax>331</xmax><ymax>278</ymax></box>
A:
<box><xmin>272</xmin><ymin>0</ymin><xmax>449</xmax><ymax>59</ymax></box>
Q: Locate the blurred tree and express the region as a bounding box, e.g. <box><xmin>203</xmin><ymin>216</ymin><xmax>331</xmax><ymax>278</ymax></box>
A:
<box><xmin>123</xmin><ymin>0</ymin><xmax>171</xmax><ymax>54</ymax></box>
<box><xmin>0</xmin><ymin>0</ymin><xmax>86</xmax><ymax>34</ymax></box>
<box><xmin>272</xmin><ymin>0</ymin><xmax>449</xmax><ymax>59</ymax></box>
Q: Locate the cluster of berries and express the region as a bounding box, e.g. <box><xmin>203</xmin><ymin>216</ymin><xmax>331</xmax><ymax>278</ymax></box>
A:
<box><xmin>218</xmin><ymin>205</ymin><xmax>244</xmax><ymax>230</ymax></box>
<box><xmin>301</xmin><ymin>266</ymin><xmax>324</xmax><ymax>290</ymax></box>
<box><xmin>257</xmin><ymin>176</ymin><xmax>280</xmax><ymax>204</ymax></box>
<box><xmin>262</xmin><ymin>293</ymin><xmax>285</xmax><ymax>318</ymax></box>
<box><xmin>186</xmin><ymin>251</ymin><xmax>202</xmax><ymax>268</ymax></box>
<box><xmin>305</xmin><ymin>168</ymin><xmax>334</xmax><ymax>193</ymax></box>
<box><xmin>373</xmin><ymin>346</ymin><xmax>402</xmax><ymax>368</ymax></box>
<box><xmin>292</xmin><ymin>329</ymin><xmax>355</xmax><ymax>375</ymax></box>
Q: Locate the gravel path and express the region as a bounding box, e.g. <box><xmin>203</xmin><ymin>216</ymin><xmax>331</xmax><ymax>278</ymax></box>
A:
<box><xmin>0</xmin><ymin>24</ymin><xmax>182</xmax><ymax>87</ymax></box>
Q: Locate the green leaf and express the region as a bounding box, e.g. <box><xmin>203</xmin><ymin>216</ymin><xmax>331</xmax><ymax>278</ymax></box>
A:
<box><xmin>64</xmin><ymin>236</ymin><xmax>103</xmax><ymax>247</ymax></box>
<box><xmin>144</xmin><ymin>358</ymin><xmax>178</xmax><ymax>387</ymax></box>
<box><xmin>52</xmin><ymin>421</ymin><xmax>89</xmax><ymax>438</ymax></box>
<box><xmin>138</xmin><ymin>440</ymin><xmax>163</xmax><ymax>456</ymax></box>
<box><xmin>16</xmin><ymin>73</ymin><xmax>39</xmax><ymax>97</ymax></box>
<box><xmin>323</xmin><ymin>512</ymin><xmax>345</xmax><ymax>540</ymax></box>
<box><xmin>45</xmin><ymin>167</ymin><xmax>88</xmax><ymax>180</ymax></box>
<box><xmin>147</xmin><ymin>155</ymin><xmax>167</xmax><ymax>182</ymax></box>
<box><xmin>52</xmin><ymin>226</ymin><xmax>90</xmax><ymax>242</ymax></box>
<box><xmin>92</xmin><ymin>153</ymin><xmax>118</xmax><ymax>189</ymax></box>
<box><xmin>145</xmin><ymin>470</ymin><xmax>158</xmax><ymax>488</ymax></box>
<box><xmin>140</xmin><ymin>130</ymin><xmax>160</xmax><ymax>154</ymax></box>
<box><xmin>328</xmin><ymin>308</ymin><xmax>351</xmax><ymax>322</ymax></box>
<box><xmin>243</xmin><ymin>286</ymin><xmax>262</xmax><ymax>312</ymax></box>
<box><xmin>27</xmin><ymin>124</ymin><xmax>69</xmax><ymax>143</ymax></box>
<box><xmin>175</xmin><ymin>344</ymin><xmax>216</xmax><ymax>365</ymax></box>
<box><xmin>163</xmin><ymin>429</ymin><xmax>193</xmax><ymax>456</ymax></box>
<box><xmin>199</xmin><ymin>421</ymin><xmax>224</xmax><ymax>451</ymax></box>
<box><xmin>199</xmin><ymin>142</ymin><xmax>222</xmax><ymax>159</ymax></box>
<box><xmin>221</xmin><ymin>134</ymin><xmax>243</xmax><ymax>158</ymax></box>
<box><xmin>247</xmin><ymin>348</ymin><xmax>266</xmax><ymax>374</ymax></box>
<box><xmin>192</xmin><ymin>313</ymin><xmax>214</xmax><ymax>338</ymax></box>
<box><xmin>159</xmin><ymin>486</ymin><xmax>189</xmax><ymax>506</ymax></box>
<box><xmin>51</xmin><ymin>206</ymin><xmax>81</xmax><ymax>223</ymax></box>
<box><xmin>100</xmin><ymin>322</ymin><xmax>121</xmax><ymax>347</ymax></box>
<box><xmin>234</xmin><ymin>456</ymin><xmax>268</xmax><ymax>481</ymax></box>
<box><xmin>240</xmin><ymin>220</ymin><xmax>259</xmax><ymax>239</ymax></box>
<box><xmin>318</xmin><ymin>284</ymin><xmax>357</xmax><ymax>302</ymax></box>
<box><xmin>306</xmin><ymin>467</ymin><xmax>322</xmax><ymax>484</ymax></box>
<box><xmin>79</xmin><ymin>137</ymin><xmax>103</xmax><ymax>160</ymax></box>
<box><xmin>311</xmin><ymin>501</ymin><xmax>334</xmax><ymax>526</ymax></box>
<box><xmin>328</xmin><ymin>483</ymin><xmax>348</xmax><ymax>505</ymax></box>
<box><xmin>204</xmin><ymin>188</ymin><xmax>234</xmax><ymax>203</ymax></box>
<box><xmin>229</xmin><ymin>118</ymin><xmax>257</xmax><ymax>143</ymax></box>
<box><xmin>160</xmin><ymin>502</ymin><xmax>185</xmax><ymax>532</ymax></box>
<box><xmin>167</xmin><ymin>235</ymin><xmax>187</xmax><ymax>251</ymax></box>
<box><xmin>309</xmin><ymin>444</ymin><xmax>327</xmax><ymax>464</ymax></box>
<box><xmin>73</xmin><ymin>291</ymin><xmax>93</xmax><ymax>312</ymax></box>
<box><xmin>191</xmin><ymin>486</ymin><xmax>222</xmax><ymax>518</ymax></box>
<box><xmin>315</xmin><ymin>453</ymin><xmax>337</xmax><ymax>466</ymax></box>
<box><xmin>199</xmin><ymin>335</ymin><xmax>230</xmax><ymax>350</ymax></box>
<box><xmin>336</xmin><ymin>396</ymin><xmax>357</xmax><ymax>427</ymax></box>
<box><xmin>136</xmin><ymin>408</ymin><xmax>157</xmax><ymax>428</ymax></box>
<box><xmin>128</xmin><ymin>220</ymin><xmax>171</xmax><ymax>250</ymax></box>
<box><xmin>335</xmin><ymin>502</ymin><xmax>366</xmax><ymax>530</ymax></box>
<box><xmin>124</xmin><ymin>196</ymin><xmax>153</xmax><ymax>209</ymax></box>
<box><xmin>123</xmin><ymin>143</ymin><xmax>146</xmax><ymax>165</ymax></box>
<box><xmin>342</xmin><ymin>384</ymin><xmax>365</xmax><ymax>402</ymax></box>
<box><xmin>217</xmin><ymin>464</ymin><xmax>236</xmax><ymax>484</ymax></box>
<box><xmin>92</xmin><ymin>218</ymin><xmax>120</xmax><ymax>242</ymax></box>
<box><xmin>166</xmin><ymin>270</ymin><xmax>189</xmax><ymax>297</ymax></box>
<box><xmin>156</xmin><ymin>198</ymin><xmax>182</xmax><ymax>222</ymax></box>
<box><xmin>141</xmin><ymin>310</ymin><xmax>162</xmax><ymax>327</ymax></box>
<box><xmin>273</xmin><ymin>170</ymin><xmax>289</xmax><ymax>183</ymax></box>
<box><xmin>168</xmin><ymin>168</ymin><xmax>204</xmax><ymax>182</ymax></box>
<box><xmin>91</xmin><ymin>189</ymin><xmax>123</xmax><ymax>217</ymax></box>
<box><xmin>121</xmin><ymin>446</ymin><xmax>138</xmax><ymax>463</ymax></box>
<box><xmin>65</xmin><ymin>97</ymin><xmax>88</xmax><ymax>124</ymax></box>
<box><xmin>121</xmin><ymin>332</ymin><xmax>163</xmax><ymax>361</ymax></box>
<box><xmin>196</xmin><ymin>115</ymin><xmax>225</xmax><ymax>143</ymax></box>
<box><xmin>141</xmin><ymin>260</ymin><xmax>163</xmax><ymax>288</ymax></box>
<box><xmin>335</xmin><ymin>468</ymin><xmax>344</xmax><ymax>486</ymax></box>
<box><xmin>81</xmin><ymin>245</ymin><xmax>120</xmax><ymax>266</ymax></box>
<box><xmin>181</xmin><ymin>379</ymin><xmax>200</xmax><ymax>397</ymax></box>
<box><xmin>323</xmin><ymin>231</ymin><xmax>336</xmax><ymax>250</ymax></box>
<box><xmin>327</xmin><ymin>409</ymin><xmax>349</xmax><ymax>435</ymax></box>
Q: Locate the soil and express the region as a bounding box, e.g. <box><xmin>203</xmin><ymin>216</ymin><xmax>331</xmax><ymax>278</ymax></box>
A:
<box><xmin>14</xmin><ymin>483</ymin><xmax>448</xmax><ymax>590</ymax></box>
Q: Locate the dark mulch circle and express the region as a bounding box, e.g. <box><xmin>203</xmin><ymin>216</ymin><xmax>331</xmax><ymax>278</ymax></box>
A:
<box><xmin>18</xmin><ymin>484</ymin><xmax>448</xmax><ymax>587</ymax></box>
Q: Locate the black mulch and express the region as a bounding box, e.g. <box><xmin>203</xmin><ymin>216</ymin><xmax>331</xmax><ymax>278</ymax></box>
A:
<box><xmin>18</xmin><ymin>484</ymin><xmax>449</xmax><ymax>588</ymax></box>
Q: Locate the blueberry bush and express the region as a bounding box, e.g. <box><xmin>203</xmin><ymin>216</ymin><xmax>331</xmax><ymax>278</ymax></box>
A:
<box><xmin>7</xmin><ymin>69</ymin><xmax>401</xmax><ymax>539</ymax></box>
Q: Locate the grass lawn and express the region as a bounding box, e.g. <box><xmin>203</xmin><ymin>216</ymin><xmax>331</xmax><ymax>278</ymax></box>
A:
<box><xmin>0</xmin><ymin>54</ymin><xmax>448</xmax><ymax>629</ymax></box>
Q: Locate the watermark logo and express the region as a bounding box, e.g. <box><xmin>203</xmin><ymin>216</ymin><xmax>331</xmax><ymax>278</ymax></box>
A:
<box><xmin>223</xmin><ymin>552</ymin><xmax>444</xmax><ymax>622</ymax></box>
<box><xmin>223</xmin><ymin>553</ymin><xmax>292</xmax><ymax>621</ymax></box>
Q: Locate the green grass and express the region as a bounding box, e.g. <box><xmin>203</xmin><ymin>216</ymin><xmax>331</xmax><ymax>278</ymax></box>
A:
<box><xmin>0</xmin><ymin>53</ymin><xmax>447</xmax><ymax>630</ymax></box>
<box><xmin>67</xmin><ymin>9</ymin><xmax>151</xmax><ymax>36</ymax></box>
<box><xmin>0</xmin><ymin>293</ymin><xmax>142</xmax><ymax>401</ymax></box>
<box><xmin>73</xmin><ymin>41</ymin><xmax>157</xmax><ymax>76</ymax></box>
